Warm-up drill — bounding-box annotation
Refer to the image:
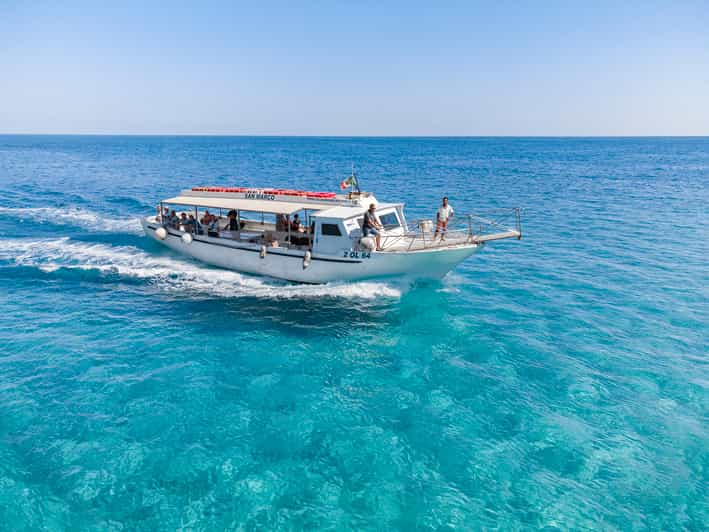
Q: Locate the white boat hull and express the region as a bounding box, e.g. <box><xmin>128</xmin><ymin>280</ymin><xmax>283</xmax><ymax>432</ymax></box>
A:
<box><xmin>141</xmin><ymin>218</ymin><xmax>480</xmax><ymax>284</ymax></box>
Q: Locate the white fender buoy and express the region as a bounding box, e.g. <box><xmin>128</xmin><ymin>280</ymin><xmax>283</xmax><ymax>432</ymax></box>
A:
<box><xmin>303</xmin><ymin>250</ymin><xmax>311</xmax><ymax>269</ymax></box>
<box><xmin>260</xmin><ymin>245</ymin><xmax>267</xmax><ymax>259</ymax></box>
<box><xmin>155</xmin><ymin>227</ymin><xmax>167</xmax><ymax>240</ymax></box>
<box><xmin>360</xmin><ymin>236</ymin><xmax>375</xmax><ymax>251</ymax></box>
<box><xmin>181</xmin><ymin>232</ymin><xmax>193</xmax><ymax>244</ymax></box>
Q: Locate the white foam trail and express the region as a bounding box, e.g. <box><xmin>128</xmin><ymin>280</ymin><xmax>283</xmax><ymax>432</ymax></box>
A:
<box><xmin>0</xmin><ymin>206</ymin><xmax>143</xmax><ymax>234</ymax></box>
<box><xmin>0</xmin><ymin>238</ymin><xmax>401</xmax><ymax>299</ymax></box>
<box><xmin>438</xmin><ymin>271</ymin><xmax>466</xmax><ymax>293</ymax></box>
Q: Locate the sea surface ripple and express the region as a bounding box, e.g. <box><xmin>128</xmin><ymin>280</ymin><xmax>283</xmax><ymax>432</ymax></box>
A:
<box><xmin>0</xmin><ymin>136</ymin><xmax>707</xmax><ymax>529</ymax></box>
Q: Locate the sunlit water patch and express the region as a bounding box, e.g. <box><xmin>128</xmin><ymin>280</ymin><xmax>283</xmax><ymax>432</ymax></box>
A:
<box><xmin>0</xmin><ymin>136</ymin><xmax>707</xmax><ymax>529</ymax></box>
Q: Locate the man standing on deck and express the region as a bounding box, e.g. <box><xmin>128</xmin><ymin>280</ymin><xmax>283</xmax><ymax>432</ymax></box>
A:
<box><xmin>434</xmin><ymin>196</ymin><xmax>454</xmax><ymax>241</ymax></box>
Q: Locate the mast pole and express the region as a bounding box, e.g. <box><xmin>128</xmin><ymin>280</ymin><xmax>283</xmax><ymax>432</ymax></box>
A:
<box><xmin>288</xmin><ymin>213</ymin><xmax>292</xmax><ymax>248</ymax></box>
<box><xmin>352</xmin><ymin>162</ymin><xmax>361</xmax><ymax>194</ymax></box>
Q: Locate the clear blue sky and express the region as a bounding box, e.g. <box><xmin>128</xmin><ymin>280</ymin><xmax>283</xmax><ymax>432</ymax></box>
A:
<box><xmin>1</xmin><ymin>0</ymin><xmax>707</xmax><ymax>135</ymax></box>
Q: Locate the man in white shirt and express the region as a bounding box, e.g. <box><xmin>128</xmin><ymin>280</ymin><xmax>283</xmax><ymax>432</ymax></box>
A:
<box><xmin>434</xmin><ymin>196</ymin><xmax>454</xmax><ymax>241</ymax></box>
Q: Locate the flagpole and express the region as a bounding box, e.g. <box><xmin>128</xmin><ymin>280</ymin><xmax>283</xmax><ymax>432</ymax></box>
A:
<box><xmin>352</xmin><ymin>163</ymin><xmax>361</xmax><ymax>194</ymax></box>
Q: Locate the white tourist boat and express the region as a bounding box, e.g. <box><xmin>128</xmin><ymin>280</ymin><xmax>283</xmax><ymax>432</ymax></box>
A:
<box><xmin>141</xmin><ymin>183</ymin><xmax>522</xmax><ymax>284</ymax></box>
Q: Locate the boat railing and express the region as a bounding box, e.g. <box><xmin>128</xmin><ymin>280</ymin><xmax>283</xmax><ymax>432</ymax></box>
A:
<box><xmin>365</xmin><ymin>208</ymin><xmax>522</xmax><ymax>251</ymax></box>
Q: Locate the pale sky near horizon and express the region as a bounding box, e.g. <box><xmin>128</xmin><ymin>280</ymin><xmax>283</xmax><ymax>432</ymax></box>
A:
<box><xmin>1</xmin><ymin>1</ymin><xmax>708</xmax><ymax>136</ymax></box>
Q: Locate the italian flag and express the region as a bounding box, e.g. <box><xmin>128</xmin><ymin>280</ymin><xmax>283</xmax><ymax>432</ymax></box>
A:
<box><xmin>340</xmin><ymin>174</ymin><xmax>357</xmax><ymax>190</ymax></box>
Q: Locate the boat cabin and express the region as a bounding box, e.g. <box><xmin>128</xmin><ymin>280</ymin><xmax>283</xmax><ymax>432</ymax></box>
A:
<box><xmin>154</xmin><ymin>186</ymin><xmax>406</xmax><ymax>255</ymax></box>
<box><xmin>310</xmin><ymin>204</ymin><xmax>406</xmax><ymax>254</ymax></box>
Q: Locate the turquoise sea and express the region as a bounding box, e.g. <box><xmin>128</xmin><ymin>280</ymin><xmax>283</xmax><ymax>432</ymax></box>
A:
<box><xmin>0</xmin><ymin>136</ymin><xmax>707</xmax><ymax>529</ymax></box>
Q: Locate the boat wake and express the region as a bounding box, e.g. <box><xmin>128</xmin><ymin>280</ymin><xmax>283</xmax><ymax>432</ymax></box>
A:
<box><xmin>0</xmin><ymin>237</ymin><xmax>402</xmax><ymax>299</ymax></box>
<box><xmin>0</xmin><ymin>206</ymin><xmax>143</xmax><ymax>234</ymax></box>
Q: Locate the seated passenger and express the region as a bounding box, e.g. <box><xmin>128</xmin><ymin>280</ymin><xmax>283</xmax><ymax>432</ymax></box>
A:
<box><xmin>179</xmin><ymin>212</ymin><xmax>188</xmax><ymax>228</ymax></box>
<box><xmin>169</xmin><ymin>210</ymin><xmax>179</xmax><ymax>227</ymax></box>
<box><xmin>276</xmin><ymin>213</ymin><xmax>288</xmax><ymax>231</ymax></box>
<box><xmin>226</xmin><ymin>210</ymin><xmax>239</xmax><ymax>231</ymax></box>
<box><xmin>207</xmin><ymin>216</ymin><xmax>219</xmax><ymax>236</ymax></box>
<box><xmin>200</xmin><ymin>210</ymin><xmax>212</xmax><ymax>225</ymax></box>
<box><xmin>290</xmin><ymin>213</ymin><xmax>301</xmax><ymax>232</ymax></box>
<box><xmin>362</xmin><ymin>203</ymin><xmax>383</xmax><ymax>251</ymax></box>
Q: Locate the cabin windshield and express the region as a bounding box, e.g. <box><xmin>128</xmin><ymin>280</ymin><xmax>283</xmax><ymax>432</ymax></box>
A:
<box><xmin>378</xmin><ymin>211</ymin><xmax>400</xmax><ymax>229</ymax></box>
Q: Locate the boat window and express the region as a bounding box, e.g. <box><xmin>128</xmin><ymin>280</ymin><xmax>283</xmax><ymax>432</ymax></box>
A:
<box><xmin>379</xmin><ymin>211</ymin><xmax>400</xmax><ymax>229</ymax></box>
<box><xmin>321</xmin><ymin>223</ymin><xmax>342</xmax><ymax>236</ymax></box>
<box><xmin>343</xmin><ymin>217</ymin><xmax>361</xmax><ymax>233</ymax></box>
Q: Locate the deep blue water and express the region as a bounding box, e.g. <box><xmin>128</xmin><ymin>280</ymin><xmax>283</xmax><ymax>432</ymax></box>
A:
<box><xmin>0</xmin><ymin>136</ymin><xmax>707</xmax><ymax>529</ymax></box>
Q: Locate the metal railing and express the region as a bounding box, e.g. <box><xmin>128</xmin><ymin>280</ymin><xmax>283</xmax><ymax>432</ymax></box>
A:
<box><xmin>355</xmin><ymin>208</ymin><xmax>522</xmax><ymax>252</ymax></box>
<box><xmin>464</xmin><ymin>207</ymin><xmax>523</xmax><ymax>242</ymax></box>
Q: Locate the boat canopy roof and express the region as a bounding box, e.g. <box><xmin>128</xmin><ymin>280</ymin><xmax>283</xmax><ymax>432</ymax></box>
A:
<box><xmin>160</xmin><ymin>187</ymin><xmax>392</xmax><ymax>218</ymax></box>
<box><xmin>162</xmin><ymin>195</ymin><xmax>337</xmax><ymax>215</ymax></box>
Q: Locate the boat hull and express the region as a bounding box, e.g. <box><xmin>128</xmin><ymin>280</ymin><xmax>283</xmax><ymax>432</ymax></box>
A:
<box><xmin>141</xmin><ymin>219</ymin><xmax>480</xmax><ymax>284</ymax></box>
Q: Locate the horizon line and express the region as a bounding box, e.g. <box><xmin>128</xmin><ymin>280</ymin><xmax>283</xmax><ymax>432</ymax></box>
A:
<box><xmin>1</xmin><ymin>133</ymin><xmax>708</xmax><ymax>139</ymax></box>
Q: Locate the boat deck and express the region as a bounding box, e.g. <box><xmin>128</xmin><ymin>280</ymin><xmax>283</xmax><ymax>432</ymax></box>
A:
<box><xmin>379</xmin><ymin>229</ymin><xmax>521</xmax><ymax>252</ymax></box>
